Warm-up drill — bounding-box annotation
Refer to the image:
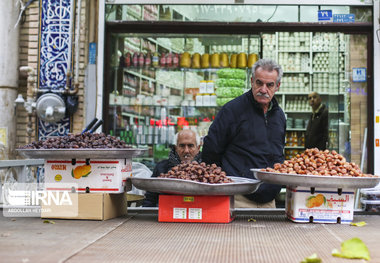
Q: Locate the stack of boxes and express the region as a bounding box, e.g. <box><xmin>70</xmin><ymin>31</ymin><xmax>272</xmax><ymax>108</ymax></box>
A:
<box><xmin>41</xmin><ymin>158</ymin><xmax>134</xmax><ymax>220</ymax></box>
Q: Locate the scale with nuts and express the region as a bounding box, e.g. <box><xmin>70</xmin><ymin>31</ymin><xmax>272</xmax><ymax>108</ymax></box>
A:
<box><xmin>17</xmin><ymin>147</ymin><xmax>146</xmax><ymax>193</ymax></box>
<box><xmin>251</xmin><ymin>168</ymin><xmax>380</xmax><ymax>224</ymax></box>
<box><xmin>130</xmin><ymin>173</ymin><xmax>262</xmax><ymax>223</ymax></box>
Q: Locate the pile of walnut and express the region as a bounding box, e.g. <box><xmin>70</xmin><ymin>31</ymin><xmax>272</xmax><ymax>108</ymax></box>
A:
<box><xmin>262</xmin><ymin>148</ymin><xmax>376</xmax><ymax>177</ymax></box>
<box><xmin>159</xmin><ymin>161</ymin><xmax>233</xmax><ymax>183</ymax></box>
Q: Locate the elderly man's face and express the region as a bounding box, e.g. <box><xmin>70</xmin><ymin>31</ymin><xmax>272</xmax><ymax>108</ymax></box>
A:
<box><xmin>176</xmin><ymin>131</ymin><xmax>200</xmax><ymax>163</ymax></box>
<box><xmin>251</xmin><ymin>67</ymin><xmax>280</xmax><ymax>106</ymax></box>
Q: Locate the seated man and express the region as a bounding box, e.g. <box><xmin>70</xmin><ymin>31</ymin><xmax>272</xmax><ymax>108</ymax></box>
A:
<box><xmin>142</xmin><ymin>129</ymin><xmax>201</xmax><ymax>207</ymax></box>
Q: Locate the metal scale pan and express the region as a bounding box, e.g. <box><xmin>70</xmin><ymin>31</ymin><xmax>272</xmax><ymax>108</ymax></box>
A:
<box><xmin>251</xmin><ymin>168</ymin><xmax>380</xmax><ymax>189</ymax></box>
<box><xmin>130</xmin><ymin>176</ymin><xmax>262</xmax><ymax>196</ymax></box>
<box><xmin>17</xmin><ymin>148</ymin><xmax>146</xmax><ymax>160</ymax></box>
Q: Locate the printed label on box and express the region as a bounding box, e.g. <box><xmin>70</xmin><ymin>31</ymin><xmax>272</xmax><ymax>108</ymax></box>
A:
<box><xmin>44</xmin><ymin>159</ymin><xmax>132</xmax><ymax>193</ymax></box>
<box><xmin>173</xmin><ymin>208</ymin><xmax>187</xmax><ymax>219</ymax></box>
<box><xmin>286</xmin><ymin>186</ymin><xmax>355</xmax><ymax>224</ymax></box>
<box><xmin>189</xmin><ymin>208</ymin><xmax>202</xmax><ymax>219</ymax></box>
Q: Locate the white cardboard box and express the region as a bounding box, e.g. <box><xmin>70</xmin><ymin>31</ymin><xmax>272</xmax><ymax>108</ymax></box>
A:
<box><xmin>286</xmin><ymin>186</ymin><xmax>355</xmax><ymax>224</ymax></box>
<box><xmin>44</xmin><ymin>159</ymin><xmax>132</xmax><ymax>193</ymax></box>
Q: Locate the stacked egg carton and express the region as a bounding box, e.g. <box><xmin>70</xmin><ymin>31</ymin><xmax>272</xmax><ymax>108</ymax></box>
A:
<box><xmin>281</xmin><ymin>74</ymin><xmax>309</xmax><ymax>93</ymax></box>
<box><xmin>279</xmin><ymin>53</ymin><xmax>309</xmax><ymax>72</ymax></box>
<box><xmin>262</xmin><ymin>34</ymin><xmax>276</xmax><ymax>60</ymax></box>
<box><xmin>285</xmin><ymin>96</ymin><xmax>309</xmax><ymax>111</ymax></box>
<box><xmin>278</xmin><ymin>32</ymin><xmax>310</xmax><ymax>51</ymax></box>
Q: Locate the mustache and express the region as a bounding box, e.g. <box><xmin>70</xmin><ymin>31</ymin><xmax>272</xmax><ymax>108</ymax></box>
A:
<box><xmin>256</xmin><ymin>92</ymin><xmax>270</xmax><ymax>98</ymax></box>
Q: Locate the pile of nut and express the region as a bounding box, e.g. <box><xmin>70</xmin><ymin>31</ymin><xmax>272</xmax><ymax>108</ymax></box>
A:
<box><xmin>19</xmin><ymin>132</ymin><xmax>131</xmax><ymax>149</ymax></box>
<box><xmin>262</xmin><ymin>148</ymin><xmax>376</xmax><ymax>177</ymax></box>
<box><xmin>159</xmin><ymin>161</ymin><xmax>233</xmax><ymax>184</ymax></box>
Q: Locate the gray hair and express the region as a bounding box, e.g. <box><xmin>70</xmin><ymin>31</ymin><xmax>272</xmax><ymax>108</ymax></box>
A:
<box><xmin>173</xmin><ymin>129</ymin><xmax>201</xmax><ymax>146</ymax></box>
<box><xmin>251</xmin><ymin>58</ymin><xmax>283</xmax><ymax>85</ymax></box>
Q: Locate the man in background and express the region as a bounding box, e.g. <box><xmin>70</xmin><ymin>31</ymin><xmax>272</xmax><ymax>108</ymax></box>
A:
<box><xmin>305</xmin><ymin>91</ymin><xmax>329</xmax><ymax>150</ymax></box>
<box><xmin>143</xmin><ymin>129</ymin><xmax>201</xmax><ymax>207</ymax></box>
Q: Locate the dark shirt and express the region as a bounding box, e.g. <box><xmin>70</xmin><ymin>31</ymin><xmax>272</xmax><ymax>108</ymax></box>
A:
<box><xmin>305</xmin><ymin>104</ymin><xmax>329</xmax><ymax>150</ymax></box>
<box><xmin>202</xmin><ymin>91</ymin><xmax>286</xmax><ymax>203</ymax></box>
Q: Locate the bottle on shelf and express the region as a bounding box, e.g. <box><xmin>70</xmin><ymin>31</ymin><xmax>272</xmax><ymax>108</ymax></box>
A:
<box><xmin>145</xmin><ymin>52</ymin><xmax>152</xmax><ymax>68</ymax></box>
<box><xmin>152</xmin><ymin>52</ymin><xmax>159</xmax><ymax>68</ymax></box>
<box><xmin>132</xmin><ymin>52</ymin><xmax>139</xmax><ymax>67</ymax></box>
<box><xmin>124</xmin><ymin>52</ymin><xmax>131</xmax><ymax>68</ymax></box>
<box><xmin>160</xmin><ymin>52</ymin><xmax>166</xmax><ymax>67</ymax></box>
<box><xmin>138</xmin><ymin>52</ymin><xmax>145</xmax><ymax>68</ymax></box>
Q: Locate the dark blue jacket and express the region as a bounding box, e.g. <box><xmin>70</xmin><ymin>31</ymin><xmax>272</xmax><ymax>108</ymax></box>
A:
<box><xmin>202</xmin><ymin>90</ymin><xmax>286</xmax><ymax>203</ymax></box>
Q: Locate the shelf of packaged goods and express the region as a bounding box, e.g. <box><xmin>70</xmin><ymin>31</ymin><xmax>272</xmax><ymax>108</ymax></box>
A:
<box><xmin>121</xmin><ymin>112</ymin><xmax>145</xmax><ymax>120</ymax></box>
<box><xmin>286</xmin><ymin>128</ymin><xmax>306</xmax><ymax>131</ymax></box>
<box><xmin>123</xmin><ymin>84</ymin><xmax>137</xmax><ymax>91</ymax></box>
<box><xmin>278</xmin><ymin>50</ymin><xmax>310</xmax><ymax>53</ymax></box>
<box><xmin>285</xmin><ymin>146</ymin><xmax>305</xmax><ymax>149</ymax></box>
<box><xmin>284</xmin><ymin>111</ymin><xmax>310</xmax><ymax>114</ymax></box>
<box><xmin>278</xmin><ymin>92</ymin><xmax>310</xmax><ymax>95</ymax></box>
<box><xmin>124</xmin><ymin>69</ymin><xmax>156</xmax><ymax>83</ymax></box>
<box><xmin>283</xmin><ymin>71</ymin><xmax>310</xmax><ymax>74</ymax></box>
<box><xmin>147</xmin><ymin>37</ymin><xmax>182</xmax><ymax>54</ymax></box>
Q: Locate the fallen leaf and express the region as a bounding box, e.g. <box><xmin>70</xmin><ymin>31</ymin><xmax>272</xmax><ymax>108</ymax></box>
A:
<box><xmin>248</xmin><ymin>218</ymin><xmax>256</xmax><ymax>222</ymax></box>
<box><xmin>332</xmin><ymin>237</ymin><xmax>370</xmax><ymax>261</ymax></box>
<box><xmin>350</xmin><ymin>221</ymin><xmax>366</xmax><ymax>227</ymax></box>
<box><xmin>43</xmin><ymin>220</ymin><xmax>55</xmax><ymax>224</ymax></box>
<box><xmin>300</xmin><ymin>253</ymin><xmax>321</xmax><ymax>263</ymax></box>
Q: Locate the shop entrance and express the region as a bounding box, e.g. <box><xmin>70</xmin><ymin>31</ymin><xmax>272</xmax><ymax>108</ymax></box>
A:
<box><xmin>102</xmin><ymin>4</ymin><xmax>373</xmax><ymax>173</ymax></box>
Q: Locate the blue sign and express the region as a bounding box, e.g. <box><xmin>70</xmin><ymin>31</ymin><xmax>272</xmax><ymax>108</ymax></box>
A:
<box><xmin>318</xmin><ymin>10</ymin><xmax>332</xmax><ymax>22</ymax></box>
<box><xmin>333</xmin><ymin>14</ymin><xmax>355</xmax><ymax>23</ymax></box>
<box><xmin>89</xmin><ymin>42</ymin><xmax>97</xmax><ymax>64</ymax></box>
<box><xmin>352</xmin><ymin>68</ymin><xmax>366</xmax><ymax>82</ymax></box>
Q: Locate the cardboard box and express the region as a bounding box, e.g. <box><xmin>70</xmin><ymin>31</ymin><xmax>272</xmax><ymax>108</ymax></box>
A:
<box><xmin>158</xmin><ymin>195</ymin><xmax>234</xmax><ymax>223</ymax></box>
<box><xmin>286</xmin><ymin>186</ymin><xmax>355</xmax><ymax>224</ymax></box>
<box><xmin>41</xmin><ymin>193</ymin><xmax>127</xmax><ymax>220</ymax></box>
<box><xmin>44</xmin><ymin>159</ymin><xmax>132</xmax><ymax>193</ymax></box>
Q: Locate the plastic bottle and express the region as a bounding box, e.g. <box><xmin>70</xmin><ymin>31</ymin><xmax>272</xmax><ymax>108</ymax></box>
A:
<box><xmin>152</xmin><ymin>52</ymin><xmax>159</xmax><ymax>68</ymax></box>
<box><xmin>160</xmin><ymin>52</ymin><xmax>166</xmax><ymax>67</ymax></box>
<box><xmin>145</xmin><ymin>52</ymin><xmax>152</xmax><ymax>68</ymax></box>
<box><xmin>138</xmin><ymin>52</ymin><xmax>145</xmax><ymax>67</ymax></box>
<box><xmin>132</xmin><ymin>52</ymin><xmax>139</xmax><ymax>67</ymax></box>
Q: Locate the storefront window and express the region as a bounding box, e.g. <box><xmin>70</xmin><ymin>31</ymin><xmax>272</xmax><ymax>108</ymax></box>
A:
<box><xmin>105</xmin><ymin>4</ymin><xmax>372</xmax><ymax>23</ymax></box>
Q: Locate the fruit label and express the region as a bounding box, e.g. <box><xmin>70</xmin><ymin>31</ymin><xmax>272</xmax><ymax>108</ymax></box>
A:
<box><xmin>44</xmin><ymin>159</ymin><xmax>132</xmax><ymax>193</ymax></box>
<box><xmin>286</xmin><ymin>186</ymin><xmax>355</xmax><ymax>224</ymax></box>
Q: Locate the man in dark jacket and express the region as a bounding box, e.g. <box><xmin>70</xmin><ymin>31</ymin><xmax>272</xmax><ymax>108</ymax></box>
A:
<box><xmin>202</xmin><ymin>58</ymin><xmax>286</xmax><ymax>208</ymax></box>
<box><xmin>143</xmin><ymin>129</ymin><xmax>201</xmax><ymax>207</ymax></box>
<box><xmin>305</xmin><ymin>92</ymin><xmax>329</xmax><ymax>150</ymax></box>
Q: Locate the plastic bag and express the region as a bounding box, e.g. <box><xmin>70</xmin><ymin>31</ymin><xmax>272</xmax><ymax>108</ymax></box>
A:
<box><xmin>129</xmin><ymin>162</ymin><xmax>152</xmax><ymax>195</ymax></box>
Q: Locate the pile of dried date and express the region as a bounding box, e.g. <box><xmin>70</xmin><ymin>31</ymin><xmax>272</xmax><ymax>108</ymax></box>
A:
<box><xmin>159</xmin><ymin>161</ymin><xmax>233</xmax><ymax>184</ymax></box>
<box><xmin>262</xmin><ymin>148</ymin><xmax>377</xmax><ymax>177</ymax></box>
<box><xmin>18</xmin><ymin>132</ymin><xmax>131</xmax><ymax>149</ymax></box>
